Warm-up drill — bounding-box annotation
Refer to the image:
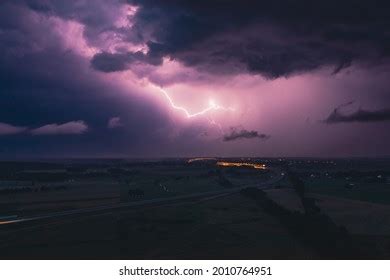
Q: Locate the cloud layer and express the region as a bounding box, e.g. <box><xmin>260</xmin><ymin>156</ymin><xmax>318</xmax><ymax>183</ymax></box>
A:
<box><xmin>31</xmin><ymin>121</ymin><xmax>89</xmax><ymax>135</ymax></box>
<box><xmin>0</xmin><ymin>121</ymin><xmax>89</xmax><ymax>136</ymax></box>
<box><xmin>86</xmin><ymin>0</ymin><xmax>390</xmax><ymax>79</ymax></box>
<box><xmin>324</xmin><ymin>107</ymin><xmax>390</xmax><ymax>123</ymax></box>
<box><xmin>0</xmin><ymin>123</ymin><xmax>27</xmax><ymax>135</ymax></box>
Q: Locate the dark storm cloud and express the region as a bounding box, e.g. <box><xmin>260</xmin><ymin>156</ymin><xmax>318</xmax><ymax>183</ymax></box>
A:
<box><xmin>25</xmin><ymin>0</ymin><xmax>52</xmax><ymax>13</ymax></box>
<box><xmin>88</xmin><ymin>0</ymin><xmax>390</xmax><ymax>78</ymax></box>
<box><xmin>15</xmin><ymin>0</ymin><xmax>390</xmax><ymax>78</ymax></box>
<box><xmin>91</xmin><ymin>52</ymin><xmax>132</xmax><ymax>72</ymax></box>
<box><xmin>324</xmin><ymin>107</ymin><xmax>390</xmax><ymax>124</ymax></box>
<box><xmin>21</xmin><ymin>0</ymin><xmax>127</xmax><ymax>38</ymax></box>
<box><xmin>90</xmin><ymin>51</ymin><xmax>162</xmax><ymax>72</ymax></box>
<box><xmin>223</xmin><ymin>128</ymin><xmax>270</xmax><ymax>142</ymax></box>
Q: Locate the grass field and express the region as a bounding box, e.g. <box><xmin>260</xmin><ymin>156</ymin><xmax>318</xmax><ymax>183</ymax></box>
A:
<box><xmin>305</xmin><ymin>178</ymin><xmax>390</xmax><ymax>205</ymax></box>
<box><xmin>1</xmin><ymin>159</ymin><xmax>390</xmax><ymax>259</ymax></box>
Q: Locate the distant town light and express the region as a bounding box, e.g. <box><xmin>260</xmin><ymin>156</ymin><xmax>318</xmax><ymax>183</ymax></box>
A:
<box><xmin>216</xmin><ymin>161</ymin><xmax>266</xmax><ymax>170</ymax></box>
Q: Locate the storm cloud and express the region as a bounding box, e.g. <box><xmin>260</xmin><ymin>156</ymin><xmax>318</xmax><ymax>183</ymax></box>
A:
<box><xmin>13</xmin><ymin>0</ymin><xmax>390</xmax><ymax>79</ymax></box>
<box><xmin>85</xmin><ymin>0</ymin><xmax>390</xmax><ymax>78</ymax></box>
<box><xmin>324</xmin><ymin>107</ymin><xmax>390</xmax><ymax>124</ymax></box>
<box><xmin>223</xmin><ymin>128</ymin><xmax>270</xmax><ymax>142</ymax></box>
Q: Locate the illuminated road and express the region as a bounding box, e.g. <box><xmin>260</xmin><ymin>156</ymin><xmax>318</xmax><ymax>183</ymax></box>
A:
<box><xmin>0</xmin><ymin>168</ymin><xmax>284</xmax><ymax>226</ymax></box>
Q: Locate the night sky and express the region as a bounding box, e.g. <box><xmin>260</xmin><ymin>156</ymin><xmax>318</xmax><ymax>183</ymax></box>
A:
<box><xmin>1</xmin><ymin>0</ymin><xmax>390</xmax><ymax>158</ymax></box>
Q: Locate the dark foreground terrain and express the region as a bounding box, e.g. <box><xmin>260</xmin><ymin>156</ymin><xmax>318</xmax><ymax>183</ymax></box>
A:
<box><xmin>0</xmin><ymin>158</ymin><xmax>389</xmax><ymax>259</ymax></box>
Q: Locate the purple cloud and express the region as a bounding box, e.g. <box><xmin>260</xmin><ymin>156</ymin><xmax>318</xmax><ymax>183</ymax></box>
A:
<box><xmin>223</xmin><ymin>127</ymin><xmax>270</xmax><ymax>142</ymax></box>
<box><xmin>31</xmin><ymin>121</ymin><xmax>89</xmax><ymax>135</ymax></box>
<box><xmin>108</xmin><ymin>116</ymin><xmax>123</xmax><ymax>129</ymax></box>
<box><xmin>324</xmin><ymin>107</ymin><xmax>390</xmax><ymax>124</ymax></box>
<box><xmin>0</xmin><ymin>123</ymin><xmax>27</xmax><ymax>135</ymax></box>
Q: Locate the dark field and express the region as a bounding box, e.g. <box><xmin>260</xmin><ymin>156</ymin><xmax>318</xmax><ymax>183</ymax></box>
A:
<box><xmin>0</xmin><ymin>158</ymin><xmax>389</xmax><ymax>259</ymax></box>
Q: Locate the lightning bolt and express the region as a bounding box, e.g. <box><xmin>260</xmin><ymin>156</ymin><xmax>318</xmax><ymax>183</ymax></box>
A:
<box><xmin>153</xmin><ymin>85</ymin><xmax>235</xmax><ymax>118</ymax></box>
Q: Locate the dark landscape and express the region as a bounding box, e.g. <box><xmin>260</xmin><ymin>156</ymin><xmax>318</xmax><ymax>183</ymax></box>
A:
<box><xmin>1</xmin><ymin>158</ymin><xmax>389</xmax><ymax>259</ymax></box>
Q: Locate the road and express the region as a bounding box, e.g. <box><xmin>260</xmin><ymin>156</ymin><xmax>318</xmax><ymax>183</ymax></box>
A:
<box><xmin>0</xmin><ymin>168</ymin><xmax>284</xmax><ymax>226</ymax></box>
